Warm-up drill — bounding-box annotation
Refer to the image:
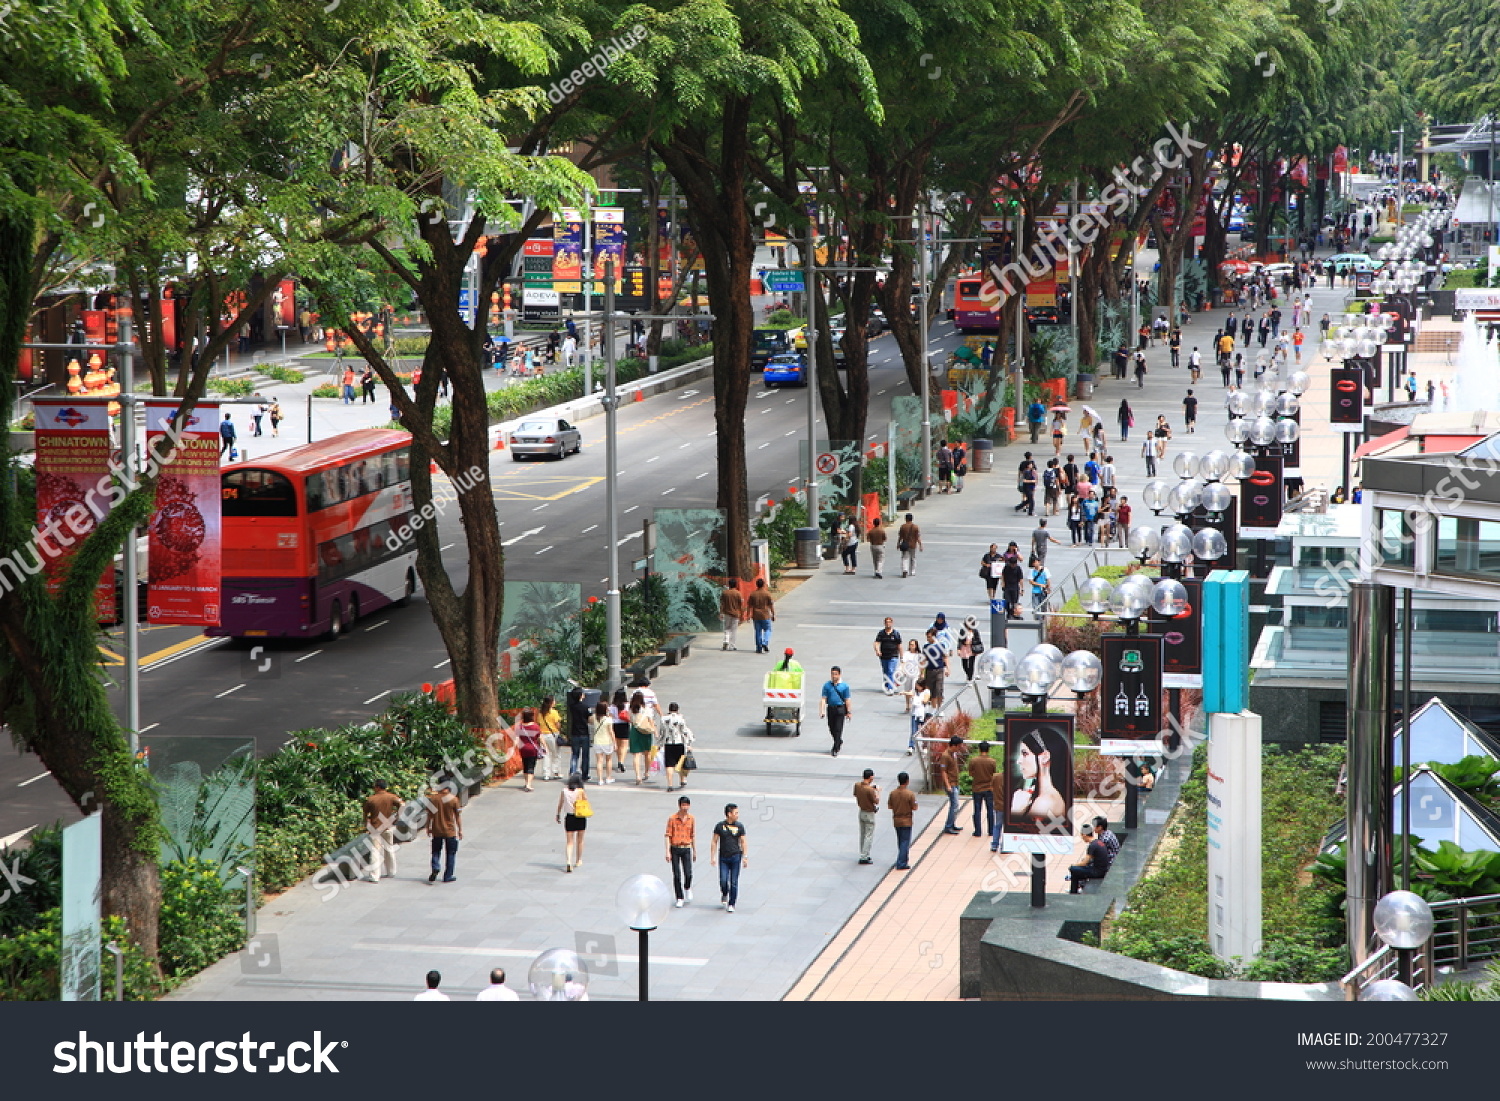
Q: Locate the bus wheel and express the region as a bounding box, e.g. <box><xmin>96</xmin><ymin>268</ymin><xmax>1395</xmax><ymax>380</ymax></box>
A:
<box><xmin>327</xmin><ymin>601</ymin><xmax>343</xmax><ymax>641</ymax></box>
<box><xmin>396</xmin><ymin>569</ymin><xmax>417</xmax><ymax>607</ymax></box>
<box><xmin>346</xmin><ymin>595</ymin><xmax>359</xmax><ymax>630</ymax></box>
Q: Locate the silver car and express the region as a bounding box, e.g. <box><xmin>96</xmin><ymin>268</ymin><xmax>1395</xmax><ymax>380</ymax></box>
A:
<box><xmin>509</xmin><ymin>417</ymin><xmax>582</xmax><ymax>461</ymax></box>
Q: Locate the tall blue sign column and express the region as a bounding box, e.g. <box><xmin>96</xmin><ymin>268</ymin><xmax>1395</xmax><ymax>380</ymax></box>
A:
<box><xmin>1202</xmin><ymin>572</ymin><xmax>1263</xmax><ymax>963</ymax></box>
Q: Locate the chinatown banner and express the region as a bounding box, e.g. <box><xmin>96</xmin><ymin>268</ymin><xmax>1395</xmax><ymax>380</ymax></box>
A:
<box><xmin>1099</xmin><ymin>633</ymin><xmax>1164</xmax><ymax>753</ymax></box>
<box><xmin>145</xmin><ymin>400</ymin><xmax>221</xmax><ymax>626</ymax></box>
<box><xmin>552</xmin><ymin>209</ymin><xmax>584</xmax><ymax>293</ymax></box>
<box><xmin>1000</xmin><ymin>714</ymin><xmax>1075</xmax><ymax>854</ymax></box>
<box><xmin>31</xmin><ymin>399</ymin><xmax>115</xmax><ymax>621</ymax></box>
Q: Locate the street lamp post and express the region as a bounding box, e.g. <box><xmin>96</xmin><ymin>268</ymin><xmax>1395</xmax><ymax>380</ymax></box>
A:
<box><xmin>527</xmin><ymin>948</ymin><xmax>591</xmax><ymax>1001</ymax></box>
<box><xmin>804</xmin><ymin>215</ymin><xmax>820</xmax><ymax>525</ymax></box>
<box><xmin>918</xmin><ymin>199</ymin><xmax>933</xmax><ymax>495</ymax></box>
<box><xmin>616</xmin><ymin>874</ymin><xmax>673</xmax><ymax>1001</ymax></box>
<box><xmin>1010</xmin><ymin>643</ymin><xmax>1102</xmax><ymax>907</ymax></box>
<box><xmin>603</xmin><ymin>257</ymin><xmax>622</xmax><ymax>692</ymax></box>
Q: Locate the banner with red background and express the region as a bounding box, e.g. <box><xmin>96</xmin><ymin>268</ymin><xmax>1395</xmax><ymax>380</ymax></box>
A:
<box><xmin>32</xmin><ymin>398</ymin><xmax>116</xmax><ymax>621</ymax></box>
<box><xmin>144</xmin><ymin>400</ymin><xmax>221</xmax><ymax>626</ymax></box>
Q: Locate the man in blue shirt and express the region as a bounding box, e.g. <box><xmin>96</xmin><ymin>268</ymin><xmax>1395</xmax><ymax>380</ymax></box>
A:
<box><xmin>818</xmin><ymin>666</ymin><xmax>853</xmax><ymax>758</ymax></box>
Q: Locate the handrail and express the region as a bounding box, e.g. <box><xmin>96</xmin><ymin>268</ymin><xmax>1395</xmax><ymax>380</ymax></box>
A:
<box><xmin>1340</xmin><ymin>892</ymin><xmax>1500</xmax><ymax>999</ymax></box>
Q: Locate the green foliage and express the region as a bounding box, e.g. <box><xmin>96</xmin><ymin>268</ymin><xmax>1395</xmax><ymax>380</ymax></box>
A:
<box><xmin>1422</xmin><ymin>962</ymin><xmax>1500</xmax><ymax>1001</ymax></box>
<box><xmin>157</xmin><ymin>859</ymin><xmax>245</xmax><ymax>977</ymax></box>
<box><xmin>763</xmin><ymin>311</ymin><xmax>805</xmax><ymax>329</ymax></box>
<box><xmin>0</xmin><ymin>826</ymin><xmax>62</xmax><ymax>937</ymax></box>
<box><xmin>0</xmin><ymin>909</ymin><xmax>161</xmax><ymax>1001</ymax></box>
<box><xmin>752</xmin><ymin>495</ymin><xmax>809</xmax><ymax>572</ymax></box>
<box><xmin>252</xmin><ymin>694</ymin><xmax>478</xmax><ymax>895</ymax></box>
<box><xmin>1103</xmin><ymin>742</ymin><xmax>1348</xmax><ymax>982</ymax></box>
<box><xmin>256</xmin><ymin>365</ymin><xmax>306</xmax><ymax>385</ymax></box>
<box><xmin>205</xmin><ymin>378</ymin><xmax>257</xmax><ymax>397</ymax></box>
<box><xmin>310</xmin><ymin>383</ymin><xmax>341</xmax><ymax>398</ymax></box>
<box><xmin>1394</xmin><ymin>756</ymin><xmax>1500</xmax><ymax>803</ymax></box>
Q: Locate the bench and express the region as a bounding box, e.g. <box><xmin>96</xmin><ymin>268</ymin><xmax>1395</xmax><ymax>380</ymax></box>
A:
<box><xmin>626</xmin><ymin>653</ymin><xmax>667</xmax><ymax>681</ymax></box>
<box><xmin>1073</xmin><ymin>831</ymin><xmax>1129</xmax><ymax>892</ymax></box>
<box><xmin>896</xmin><ymin>488</ymin><xmax>921</xmax><ymax>511</ymax></box>
<box><xmin>661</xmin><ymin>635</ymin><xmax>692</xmax><ymax>666</ymax></box>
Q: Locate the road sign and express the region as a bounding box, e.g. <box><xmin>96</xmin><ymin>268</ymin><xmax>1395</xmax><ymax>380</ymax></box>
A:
<box><xmin>765</xmin><ymin>269</ymin><xmax>805</xmax><ymax>293</ymax></box>
<box><xmin>815</xmin><ymin>451</ymin><xmax>838</xmax><ymax>475</ymax></box>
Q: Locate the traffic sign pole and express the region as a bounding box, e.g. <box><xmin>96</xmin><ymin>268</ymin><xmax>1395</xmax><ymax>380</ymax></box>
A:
<box><xmin>804</xmin><ymin>216</ymin><xmax>820</xmax><ymax>528</ymax></box>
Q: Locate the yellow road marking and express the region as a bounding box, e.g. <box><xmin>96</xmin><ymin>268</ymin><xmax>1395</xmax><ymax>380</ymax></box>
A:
<box><xmin>98</xmin><ymin>634</ymin><xmax>218</xmax><ymax>670</ymax></box>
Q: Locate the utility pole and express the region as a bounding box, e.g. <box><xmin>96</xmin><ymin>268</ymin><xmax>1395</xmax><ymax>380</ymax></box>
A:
<box><xmin>804</xmin><ymin>214</ymin><xmax>820</xmax><ymax>524</ymax></box>
<box><xmin>918</xmin><ymin>198</ymin><xmax>933</xmax><ymax>494</ymax></box>
<box><xmin>603</xmin><ymin>256</ymin><xmax>621</xmax><ymax>692</ymax></box>
<box><xmin>582</xmin><ymin>212</ymin><xmax>593</xmax><ymax>397</ymax></box>
<box><xmin>1013</xmin><ymin>204</ymin><xmax>1025</xmax><ymax>433</ymax></box>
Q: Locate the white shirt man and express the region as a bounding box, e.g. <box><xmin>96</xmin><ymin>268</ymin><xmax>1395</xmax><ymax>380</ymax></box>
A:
<box><xmin>414</xmin><ymin>970</ymin><xmax>449</xmax><ymax>1001</ymax></box>
<box><xmin>476</xmin><ymin>968</ymin><xmax>520</xmax><ymax>1001</ymax></box>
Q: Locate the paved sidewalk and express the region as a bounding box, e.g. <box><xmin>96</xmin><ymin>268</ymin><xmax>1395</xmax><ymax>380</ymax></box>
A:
<box><xmin>173</xmin><ymin>268</ymin><xmax>1362</xmax><ymax>1002</ymax></box>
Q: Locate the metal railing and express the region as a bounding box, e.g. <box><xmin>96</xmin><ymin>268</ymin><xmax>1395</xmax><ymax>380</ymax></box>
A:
<box><xmin>1340</xmin><ymin>892</ymin><xmax>1500</xmax><ymax>999</ymax></box>
<box><xmin>1045</xmin><ymin>547</ymin><xmax>1128</xmax><ymax>617</ymax></box>
<box><xmin>913</xmin><ymin>679</ymin><xmax>990</xmax><ymax>791</ymax></box>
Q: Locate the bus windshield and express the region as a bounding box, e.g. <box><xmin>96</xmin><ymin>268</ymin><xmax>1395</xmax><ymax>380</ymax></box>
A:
<box><xmin>222</xmin><ymin>470</ymin><xmax>298</xmax><ymax>517</ymax></box>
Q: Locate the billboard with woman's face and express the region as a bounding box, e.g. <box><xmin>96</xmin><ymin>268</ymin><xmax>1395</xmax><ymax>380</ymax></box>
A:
<box><xmin>1001</xmin><ymin>715</ymin><xmax>1074</xmax><ymax>853</ymax></box>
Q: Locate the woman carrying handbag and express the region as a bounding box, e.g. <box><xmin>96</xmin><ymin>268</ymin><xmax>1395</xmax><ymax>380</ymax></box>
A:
<box><xmin>556</xmin><ymin>774</ymin><xmax>591</xmax><ymax>872</ymax></box>
<box><xmin>656</xmin><ymin>702</ymin><xmax>695</xmax><ymax>792</ymax></box>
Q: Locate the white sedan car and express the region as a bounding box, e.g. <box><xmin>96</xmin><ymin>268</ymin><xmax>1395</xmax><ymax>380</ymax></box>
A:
<box><xmin>509</xmin><ymin>417</ymin><xmax>582</xmax><ymax>461</ymax></box>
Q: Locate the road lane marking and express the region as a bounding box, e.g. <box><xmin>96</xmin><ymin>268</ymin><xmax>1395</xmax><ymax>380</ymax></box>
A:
<box><xmin>534</xmin><ymin>545</ymin><xmax>554</xmax><ymax>554</ymax></box>
<box><xmin>440</xmin><ymin>543</ymin><xmax>455</xmax><ymax>551</ymax></box>
<box><xmin>17</xmin><ymin>772</ymin><xmax>50</xmax><ymax>788</ymax></box>
<box><xmin>757</xmin><ymin>442</ymin><xmax>770</xmax><ymax>449</ymax></box>
<box><xmin>581</xmin><ymin>524</ymin><xmax>598</xmax><ymax>534</ymax></box>
<box><xmin>785</xmin><ymin>430</ymin><xmax>796</xmax><ymax>436</ymax></box>
<box><xmin>661</xmin><ymin>487</ymin><xmax>677</xmax><ymax>495</ymax></box>
<box><xmin>616</xmin><ymin>532</ymin><xmax>643</xmax><ymax>546</ymax></box>
<box><xmin>532</xmin><ymin>502</ymin><xmax>551</xmax><ymax>510</ymax></box>
<box><xmin>678</xmin><ymin>443</ymin><xmax>692</xmax><ymax>449</ymax></box>
<box><xmin>502</xmin><ymin>525</ymin><xmax>545</xmax><ymax>546</ymax></box>
<box><xmin>433</xmin><ymin>659</ymin><xmax>451</xmax><ymax>668</ymax></box>
<box><xmin>0</xmin><ymin>826</ymin><xmax>38</xmax><ymax>849</ymax></box>
<box><xmin>364</xmin><ymin>620</ymin><xmax>389</xmax><ymax>632</ymax></box>
<box><xmin>215</xmin><ymin>684</ymin><xmax>246</xmax><ymax>698</ymax></box>
<box><xmin>696</xmin><ymin>471</ymin><xmax>709</xmax><ymax>478</ymax></box>
<box><xmin>784</xmin><ymin>399</ymin><xmax>795</xmax><ymax>404</ymax></box>
<box><xmin>139</xmin><ymin>723</ymin><xmax>159</xmax><ymax>735</ymax></box>
<box><xmin>624</xmin><ymin>505</ymin><xmax>639</xmax><ymax>513</ymax></box>
<box><xmin>295</xmin><ymin>650</ymin><xmax>323</xmax><ymax>662</ymax></box>
<box><xmin>363</xmin><ymin>690</ymin><xmax>392</xmax><ymax>705</ymax></box>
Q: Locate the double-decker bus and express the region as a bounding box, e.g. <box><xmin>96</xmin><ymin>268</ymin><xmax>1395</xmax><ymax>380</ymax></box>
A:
<box><xmin>947</xmin><ymin>274</ymin><xmax>1001</xmax><ymax>334</ymax></box>
<box><xmin>210</xmin><ymin>429</ymin><xmax>419</xmax><ymax>640</ymax></box>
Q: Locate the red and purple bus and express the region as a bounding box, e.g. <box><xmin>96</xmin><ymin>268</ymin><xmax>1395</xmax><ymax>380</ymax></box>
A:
<box><xmin>210</xmin><ymin>429</ymin><xmax>420</xmax><ymax>640</ymax></box>
<box><xmin>947</xmin><ymin>274</ymin><xmax>1001</xmax><ymax>334</ymax></box>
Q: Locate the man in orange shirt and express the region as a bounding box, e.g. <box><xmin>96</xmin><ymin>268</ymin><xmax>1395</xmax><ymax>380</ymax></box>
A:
<box><xmin>1292</xmin><ymin>328</ymin><xmax>1305</xmax><ymax>363</ymax></box>
<box><xmin>664</xmin><ymin>796</ymin><xmax>697</xmax><ymax>907</ymax></box>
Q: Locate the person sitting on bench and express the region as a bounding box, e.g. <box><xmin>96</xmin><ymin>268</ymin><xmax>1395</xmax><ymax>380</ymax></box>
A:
<box><xmin>1067</xmin><ymin>824</ymin><xmax>1113</xmax><ymax>894</ymax></box>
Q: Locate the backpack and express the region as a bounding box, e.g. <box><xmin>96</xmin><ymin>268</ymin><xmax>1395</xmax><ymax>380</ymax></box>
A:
<box><xmin>572</xmin><ymin>790</ymin><xmax>593</xmax><ymax>818</ymax></box>
<box><xmin>1043</xmin><ymin>467</ymin><xmax>1059</xmax><ymax>489</ymax></box>
<box><xmin>1082</xmin><ymin>498</ymin><xmax>1099</xmax><ymax>521</ymax></box>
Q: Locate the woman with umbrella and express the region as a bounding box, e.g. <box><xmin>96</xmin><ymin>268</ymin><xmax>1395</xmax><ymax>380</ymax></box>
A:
<box><xmin>1117</xmin><ymin>398</ymin><xmax>1134</xmax><ymax>442</ymax></box>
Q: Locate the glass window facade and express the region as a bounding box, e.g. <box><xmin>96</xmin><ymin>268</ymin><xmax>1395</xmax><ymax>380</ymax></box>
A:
<box><xmin>1375</xmin><ymin>508</ymin><xmax>1414</xmax><ymax>568</ymax></box>
<box><xmin>1434</xmin><ymin>517</ymin><xmax>1500</xmax><ymax>580</ymax></box>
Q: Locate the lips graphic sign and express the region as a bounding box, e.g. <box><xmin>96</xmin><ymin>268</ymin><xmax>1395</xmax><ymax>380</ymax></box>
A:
<box><xmin>1148</xmin><ymin>576</ymin><xmax>1202</xmax><ymax>681</ymax></box>
<box><xmin>1240</xmin><ymin>454</ymin><xmax>1284</xmax><ymax>529</ymax></box>
<box><xmin>1330</xmin><ymin>366</ymin><xmax>1364</xmax><ymax>425</ymax></box>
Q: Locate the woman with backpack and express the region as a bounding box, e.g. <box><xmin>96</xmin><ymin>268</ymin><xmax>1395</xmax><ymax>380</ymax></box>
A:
<box><xmin>556</xmin><ymin>774</ymin><xmax>591</xmax><ymax>872</ymax></box>
<box><xmin>626</xmin><ymin>691</ymin><xmax>657</xmax><ymax>785</ymax></box>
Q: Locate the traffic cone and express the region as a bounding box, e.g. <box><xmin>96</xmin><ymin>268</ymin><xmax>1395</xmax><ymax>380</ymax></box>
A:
<box><xmin>633</xmin><ymin>388</ymin><xmax>644</xmax><ymax>403</ymax></box>
<box><xmin>494</xmin><ymin>434</ymin><xmax>505</xmax><ymax>450</ymax></box>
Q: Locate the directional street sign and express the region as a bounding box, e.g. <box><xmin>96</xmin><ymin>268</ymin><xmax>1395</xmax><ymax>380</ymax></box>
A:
<box><xmin>765</xmin><ymin>269</ymin><xmax>805</xmax><ymax>293</ymax></box>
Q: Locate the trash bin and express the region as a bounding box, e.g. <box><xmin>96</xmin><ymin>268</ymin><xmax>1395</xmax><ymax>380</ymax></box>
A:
<box><xmin>969</xmin><ymin>438</ymin><xmax>993</xmax><ymax>473</ymax></box>
<box><xmin>793</xmin><ymin>527</ymin><xmax>821</xmax><ymax>569</ymax></box>
<box><xmin>1075</xmin><ymin>372</ymin><xmax>1096</xmax><ymax>400</ymax></box>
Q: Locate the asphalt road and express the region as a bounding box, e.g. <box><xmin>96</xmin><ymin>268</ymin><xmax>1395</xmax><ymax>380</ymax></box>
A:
<box><xmin>0</xmin><ymin>323</ymin><xmax>964</xmax><ymax>842</ymax></box>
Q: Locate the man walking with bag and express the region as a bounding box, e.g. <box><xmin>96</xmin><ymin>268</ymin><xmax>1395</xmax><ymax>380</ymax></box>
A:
<box><xmin>818</xmin><ymin>666</ymin><xmax>853</xmax><ymax>757</ymax></box>
<box><xmin>897</xmin><ymin>513</ymin><xmax>922</xmax><ymax>578</ymax></box>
